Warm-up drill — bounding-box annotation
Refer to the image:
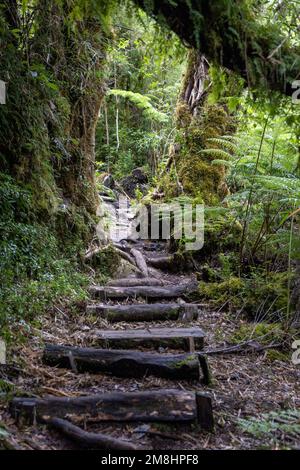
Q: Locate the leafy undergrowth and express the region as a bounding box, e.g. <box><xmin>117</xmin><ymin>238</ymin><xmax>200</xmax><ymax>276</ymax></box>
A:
<box><xmin>0</xmin><ymin>173</ymin><xmax>112</xmax><ymax>343</ymax></box>
<box><xmin>238</xmin><ymin>409</ymin><xmax>300</xmax><ymax>448</ymax></box>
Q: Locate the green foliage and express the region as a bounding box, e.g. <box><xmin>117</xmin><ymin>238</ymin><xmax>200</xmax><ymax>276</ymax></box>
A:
<box><xmin>238</xmin><ymin>409</ymin><xmax>300</xmax><ymax>446</ymax></box>
<box><xmin>230</xmin><ymin>322</ymin><xmax>286</xmax><ymax>346</ymax></box>
<box><xmin>109</xmin><ymin>89</ymin><xmax>168</xmax><ymax>123</ymax></box>
<box><xmin>0</xmin><ymin>173</ymin><xmax>90</xmax><ymax>336</ymax></box>
<box><xmin>198</xmin><ymin>271</ymin><xmax>291</xmax><ymax>321</ymax></box>
<box><xmin>96</xmin><ymin>7</ymin><xmax>185</xmax><ymax>178</ymax></box>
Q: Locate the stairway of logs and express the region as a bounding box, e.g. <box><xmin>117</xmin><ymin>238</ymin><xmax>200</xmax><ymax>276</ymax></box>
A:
<box><xmin>9</xmin><ymin>203</ymin><xmax>214</xmax><ymax>450</ymax></box>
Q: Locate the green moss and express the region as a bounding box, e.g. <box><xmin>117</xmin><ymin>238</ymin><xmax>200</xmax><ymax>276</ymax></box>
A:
<box><xmin>230</xmin><ymin>323</ymin><xmax>286</xmax><ymax>346</ymax></box>
<box><xmin>199</xmin><ymin>276</ymin><xmax>245</xmax><ymax>308</ymax></box>
<box><xmin>172</xmin><ymin>354</ymin><xmax>197</xmax><ymax>368</ymax></box>
<box><xmin>89</xmin><ymin>245</ymin><xmax>121</xmax><ymax>280</ymax></box>
<box><xmin>198</xmin><ymin>272</ymin><xmax>290</xmax><ymax>320</ymax></box>
<box><xmin>175</xmin><ymin>102</ymin><xmax>236</xmax><ymax>203</ymax></box>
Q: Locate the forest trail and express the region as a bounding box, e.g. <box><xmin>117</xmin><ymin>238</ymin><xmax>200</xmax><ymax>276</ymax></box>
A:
<box><xmin>1</xmin><ymin>195</ymin><xmax>298</xmax><ymax>450</ymax></box>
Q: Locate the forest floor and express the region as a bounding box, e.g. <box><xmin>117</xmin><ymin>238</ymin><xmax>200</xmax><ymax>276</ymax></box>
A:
<box><xmin>0</xmin><ymin>206</ymin><xmax>299</xmax><ymax>450</ymax></box>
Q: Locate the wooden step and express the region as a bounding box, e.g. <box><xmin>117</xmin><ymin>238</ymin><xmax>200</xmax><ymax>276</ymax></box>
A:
<box><xmin>43</xmin><ymin>344</ymin><xmax>210</xmax><ymax>382</ymax></box>
<box><xmin>86</xmin><ymin>303</ymin><xmax>198</xmax><ymax>322</ymax></box>
<box><xmin>10</xmin><ymin>389</ymin><xmax>214</xmax><ymax>430</ymax></box>
<box><xmin>107</xmin><ymin>278</ymin><xmax>164</xmax><ymax>287</ymax></box>
<box><xmin>91</xmin><ymin>327</ymin><xmax>205</xmax><ymax>351</ymax></box>
<box><xmin>146</xmin><ymin>255</ymin><xmax>174</xmax><ymax>270</ymax></box>
<box><xmin>89</xmin><ymin>283</ymin><xmax>197</xmax><ymax>300</ymax></box>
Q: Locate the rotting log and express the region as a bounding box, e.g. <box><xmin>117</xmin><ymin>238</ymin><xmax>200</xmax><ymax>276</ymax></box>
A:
<box><xmin>86</xmin><ymin>303</ymin><xmax>198</xmax><ymax>323</ymax></box>
<box><xmin>130</xmin><ymin>248</ymin><xmax>149</xmax><ymax>277</ymax></box>
<box><xmin>43</xmin><ymin>344</ymin><xmax>209</xmax><ymax>381</ymax></box>
<box><xmin>10</xmin><ymin>389</ymin><xmax>213</xmax><ymax>430</ymax></box>
<box><xmin>92</xmin><ymin>327</ymin><xmax>205</xmax><ymax>351</ymax></box>
<box><xmin>46</xmin><ymin>417</ymin><xmax>140</xmax><ymax>450</ymax></box>
<box><xmin>89</xmin><ymin>282</ymin><xmax>198</xmax><ymax>301</ymax></box>
<box><xmin>106</xmin><ymin>278</ymin><xmax>164</xmax><ymax>287</ymax></box>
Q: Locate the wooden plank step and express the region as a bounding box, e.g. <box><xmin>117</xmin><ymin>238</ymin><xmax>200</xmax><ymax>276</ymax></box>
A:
<box><xmin>86</xmin><ymin>303</ymin><xmax>198</xmax><ymax>322</ymax></box>
<box><xmin>89</xmin><ymin>283</ymin><xmax>197</xmax><ymax>300</ymax></box>
<box><xmin>43</xmin><ymin>344</ymin><xmax>210</xmax><ymax>383</ymax></box>
<box><xmin>92</xmin><ymin>327</ymin><xmax>205</xmax><ymax>351</ymax></box>
<box><xmin>10</xmin><ymin>389</ymin><xmax>214</xmax><ymax>430</ymax></box>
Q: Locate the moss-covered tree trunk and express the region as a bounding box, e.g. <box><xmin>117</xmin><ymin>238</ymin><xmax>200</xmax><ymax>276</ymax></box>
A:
<box><xmin>33</xmin><ymin>1</ymin><xmax>109</xmax><ymax>215</ymax></box>
<box><xmin>168</xmin><ymin>50</ymin><xmax>237</xmax><ymax>204</ymax></box>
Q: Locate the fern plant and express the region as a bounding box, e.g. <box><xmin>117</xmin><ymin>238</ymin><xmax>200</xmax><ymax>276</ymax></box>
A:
<box><xmin>201</xmin><ymin>125</ymin><xmax>300</xmax><ymax>270</ymax></box>
<box><xmin>109</xmin><ymin>89</ymin><xmax>168</xmax><ymax>123</ymax></box>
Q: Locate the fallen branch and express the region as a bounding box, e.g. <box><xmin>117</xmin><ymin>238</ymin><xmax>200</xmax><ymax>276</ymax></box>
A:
<box><xmin>130</xmin><ymin>248</ymin><xmax>149</xmax><ymax>277</ymax></box>
<box><xmin>114</xmin><ymin>247</ymin><xmax>138</xmax><ymax>268</ymax></box>
<box><xmin>46</xmin><ymin>417</ymin><xmax>140</xmax><ymax>450</ymax></box>
<box><xmin>204</xmin><ymin>340</ymin><xmax>282</xmax><ymax>356</ymax></box>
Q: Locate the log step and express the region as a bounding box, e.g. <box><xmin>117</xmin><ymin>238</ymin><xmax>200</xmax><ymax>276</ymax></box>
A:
<box><xmin>89</xmin><ymin>283</ymin><xmax>197</xmax><ymax>300</ymax></box>
<box><xmin>10</xmin><ymin>389</ymin><xmax>214</xmax><ymax>430</ymax></box>
<box><xmin>107</xmin><ymin>278</ymin><xmax>165</xmax><ymax>287</ymax></box>
<box><xmin>146</xmin><ymin>255</ymin><xmax>174</xmax><ymax>270</ymax></box>
<box><xmin>86</xmin><ymin>303</ymin><xmax>198</xmax><ymax>322</ymax></box>
<box><xmin>91</xmin><ymin>327</ymin><xmax>205</xmax><ymax>351</ymax></box>
<box><xmin>43</xmin><ymin>344</ymin><xmax>210</xmax><ymax>383</ymax></box>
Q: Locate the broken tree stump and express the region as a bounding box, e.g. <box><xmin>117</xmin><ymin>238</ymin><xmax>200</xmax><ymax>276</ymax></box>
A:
<box><xmin>10</xmin><ymin>389</ymin><xmax>213</xmax><ymax>430</ymax></box>
<box><xmin>86</xmin><ymin>303</ymin><xmax>198</xmax><ymax>323</ymax></box>
<box><xmin>43</xmin><ymin>344</ymin><xmax>209</xmax><ymax>382</ymax></box>
<box><xmin>89</xmin><ymin>283</ymin><xmax>198</xmax><ymax>301</ymax></box>
<box><xmin>46</xmin><ymin>417</ymin><xmax>141</xmax><ymax>450</ymax></box>
<box><xmin>91</xmin><ymin>327</ymin><xmax>205</xmax><ymax>351</ymax></box>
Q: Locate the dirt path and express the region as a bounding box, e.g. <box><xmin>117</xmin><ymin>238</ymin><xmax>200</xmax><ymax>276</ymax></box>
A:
<box><xmin>0</xmin><ymin>198</ymin><xmax>299</xmax><ymax>450</ymax></box>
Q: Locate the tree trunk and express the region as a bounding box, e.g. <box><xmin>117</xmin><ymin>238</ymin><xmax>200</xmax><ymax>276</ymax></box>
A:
<box><xmin>170</xmin><ymin>50</ymin><xmax>236</xmax><ymax>203</ymax></box>
<box><xmin>33</xmin><ymin>1</ymin><xmax>109</xmax><ymax>215</ymax></box>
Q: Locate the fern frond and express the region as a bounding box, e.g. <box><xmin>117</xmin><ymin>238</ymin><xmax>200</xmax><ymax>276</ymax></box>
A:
<box><xmin>206</xmin><ymin>137</ymin><xmax>238</xmax><ymax>153</ymax></box>
<box><xmin>200</xmin><ymin>148</ymin><xmax>232</xmax><ymax>159</ymax></box>
<box><xmin>212</xmin><ymin>159</ymin><xmax>233</xmax><ymax>168</ymax></box>
<box><xmin>109</xmin><ymin>89</ymin><xmax>168</xmax><ymax>123</ymax></box>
